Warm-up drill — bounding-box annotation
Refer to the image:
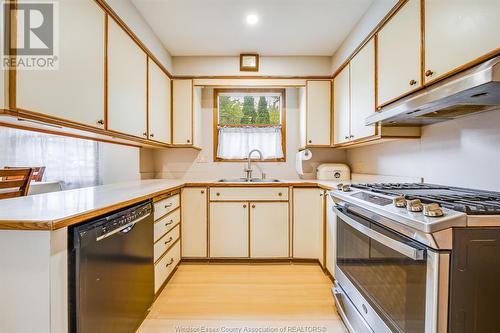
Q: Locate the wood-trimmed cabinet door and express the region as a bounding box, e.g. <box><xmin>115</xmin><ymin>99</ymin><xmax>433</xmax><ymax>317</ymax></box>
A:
<box><xmin>325</xmin><ymin>194</ymin><xmax>336</xmax><ymax>277</ymax></box>
<box><xmin>333</xmin><ymin>66</ymin><xmax>350</xmax><ymax>145</ymax></box>
<box><xmin>350</xmin><ymin>38</ymin><xmax>376</xmax><ymax>141</ymax></box>
<box><xmin>148</xmin><ymin>59</ymin><xmax>171</xmax><ymax>144</ymax></box>
<box><xmin>306</xmin><ymin>80</ymin><xmax>332</xmax><ymax>146</ymax></box>
<box><xmin>172</xmin><ymin>79</ymin><xmax>193</xmax><ymax>145</ymax></box>
<box><xmin>107</xmin><ymin>19</ymin><xmax>147</xmax><ymax>138</ymax></box>
<box><xmin>293</xmin><ymin>188</ymin><xmax>324</xmax><ymax>263</ymax></box>
<box><xmin>181</xmin><ymin>187</ymin><xmax>207</xmax><ymax>258</ymax></box>
<box><xmin>424</xmin><ymin>0</ymin><xmax>500</xmax><ymax>84</ymax></box>
<box><xmin>250</xmin><ymin>202</ymin><xmax>289</xmax><ymax>258</ymax></box>
<box><xmin>209</xmin><ymin>202</ymin><xmax>249</xmax><ymax>258</ymax></box>
<box><xmin>377</xmin><ymin>0</ymin><xmax>421</xmax><ymax>107</ymax></box>
<box><xmin>16</xmin><ymin>0</ymin><xmax>105</xmax><ymax>128</ymax></box>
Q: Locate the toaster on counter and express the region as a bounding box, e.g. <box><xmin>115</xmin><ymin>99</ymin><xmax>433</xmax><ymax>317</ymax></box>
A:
<box><xmin>316</xmin><ymin>163</ymin><xmax>350</xmax><ymax>181</ymax></box>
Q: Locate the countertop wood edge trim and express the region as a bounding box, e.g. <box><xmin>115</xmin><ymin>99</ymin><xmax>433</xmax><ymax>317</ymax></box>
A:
<box><xmin>0</xmin><ymin>182</ymin><xmax>337</xmax><ymax>231</ymax></box>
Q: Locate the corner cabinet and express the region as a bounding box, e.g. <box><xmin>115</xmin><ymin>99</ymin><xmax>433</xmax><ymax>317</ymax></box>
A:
<box><xmin>424</xmin><ymin>0</ymin><xmax>500</xmax><ymax>84</ymax></box>
<box><xmin>172</xmin><ymin>79</ymin><xmax>194</xmax><ymax>145</ymax></box>
<box><xmin>148</xmin><ymin>59</ymin><xmax>171</xmax><ymax>144</ymax></box>
<box><xmin>305</xmin><ymin>80</ymin><xmax>332</xmax><ymax>147</ymax></box>
<box><xmin>377</xmin><ymin>0</ymin><xmax>421</xmax><ymax>107</ymax></box>
<box><xmin>16</xmin><ymin>0</ymin><xmax>105</xmax><ymax>127</ymax></box>
<box><xmin>107</xmin><ymin>19</ymin><xmax>148</xmax><ymax>139</ymax></box>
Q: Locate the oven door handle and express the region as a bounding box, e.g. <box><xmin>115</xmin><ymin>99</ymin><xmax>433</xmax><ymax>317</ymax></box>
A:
<box><xmin>333</xmin><ymin>206</ymin><xmax>425</xmax><ymax>261</ymax></box>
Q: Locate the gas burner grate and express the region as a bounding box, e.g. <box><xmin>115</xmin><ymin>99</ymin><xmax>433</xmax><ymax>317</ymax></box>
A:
<box><xmin>351</xmin><ymin>183</ymin><xmax>500</xmax><ymax>215</ymax></box>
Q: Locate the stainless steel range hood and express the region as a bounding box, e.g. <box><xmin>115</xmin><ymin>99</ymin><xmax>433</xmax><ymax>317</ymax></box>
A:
<box><xmin>366</xmin><ymin>55</ymin><xmax>500</xmax><ymax>126</ymax></box>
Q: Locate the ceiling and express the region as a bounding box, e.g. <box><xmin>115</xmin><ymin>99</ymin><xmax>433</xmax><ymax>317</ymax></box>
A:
<box><xmin>131</xmin><ymin>0</ymin><xmax>374</xmax><ymax>56</ymax></box>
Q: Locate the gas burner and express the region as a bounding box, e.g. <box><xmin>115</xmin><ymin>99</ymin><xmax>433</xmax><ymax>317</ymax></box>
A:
<box><xmin>352</xmin><ymin>183</ymin><xmax>500</xmax><ymax>215</ymax></box>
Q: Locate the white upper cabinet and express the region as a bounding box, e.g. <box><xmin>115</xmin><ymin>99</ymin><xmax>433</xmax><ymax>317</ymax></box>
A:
<box><xmin>16</xmin><ymin>0</ymin><xmax>105</xmax><ymax>127</ymax></box>
<box><xmin>377</xmin><ymin>0</ymin><xmax>421</xmax><ymax>106</ymax></box>
<box><xmin>333</xmin><ymin>66</ymin><xmax>350</xmax><ymax>145</ymax></box>
<box><xmin>350</xmin><ymin>38</ymin><xmax>376</xmax><ymax>140</ymax></box>
<box><xmin>306</xmin><ymin>80</ymin><xmax>331</xmax><ymax>146</ymax></box>
<box><xmin>172</xmin><ymin>79</ymin><xmax>193</xmax><ymax>145</ymax></box>
<box><xmin>148</xmin><ymin>59</ymin><xmax>171</xmax><ymax>144</ymax></box>
<box><xmin>424</xmin><ymin>0</ymin><xmax>500</xmax><ymax>83</ymax></box>
<box><xmin>107</xmin><ymin>19</ymin><xmax>147</xmax><ymax>138</ymax></box>
<box><xmin>193</xmin><ymin>86</ymin><xmax>203</xmax><ymax>147</ymax></box>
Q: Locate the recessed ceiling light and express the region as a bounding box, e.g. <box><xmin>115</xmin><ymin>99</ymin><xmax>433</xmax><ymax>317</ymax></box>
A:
<box><xmin>246</xmin><ymin>14</ymin><xmax>259</xmax><ymax>25</ymax></box>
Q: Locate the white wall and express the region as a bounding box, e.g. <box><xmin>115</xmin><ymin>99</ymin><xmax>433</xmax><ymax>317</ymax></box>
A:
<box><xmin>99</xmin><ymin>143</ymin><xmax>141</xmax><ymax>184</ymax></box>
<box><xmin>152</xmin><ymin>88</ymin><xmax>346</xmax><ymax>180</ymax></box>
<box><xmin>331</xmin><ymin>0</ymin><xmax>397</xmax><ymax>73</ymax></box>
<box><xmin>347</xmin><ymin>110</ymin><xmax>500</xmax><ymax>191</ymax></box>
<box><xmin>106</xmin><ymin>0</ymin><xmax>173</xmax><ymax>72</ymax></box>
<box><xmin>173</xmin><ymin>56</ymin><xmax>333</xmax><ymax>77</ymax></box>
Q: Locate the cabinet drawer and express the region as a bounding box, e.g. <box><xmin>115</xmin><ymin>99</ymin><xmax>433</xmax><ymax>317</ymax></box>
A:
<box><xmin>154</xmin><ymin>241</ymin><xmax>180</xmax><ymax>293</ymax></box>
<box><xmin>154</xmin><ymin>225</ymin><xmax>180</xmax><ymax>262</ymax></box>
<box><xmin>210</xmin><ymin>187</ymin><xmax>288</xmax><ymax>201</ymax></box>
<box><xmin>154</xmin><ymin>194</ymin><xmax>180</xmax><ymax>220</ymax></box>
<box><xmin>154</xmin><ymin>209</ymin><xmax>180</xmax><ymax>242</ymax></box>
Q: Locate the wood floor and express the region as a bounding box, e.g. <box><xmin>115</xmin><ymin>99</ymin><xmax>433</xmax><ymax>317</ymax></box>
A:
<box><xmin>137</xmin><ymin>263</ymin><xmax>347</xmax><ymax>333</ymax></box>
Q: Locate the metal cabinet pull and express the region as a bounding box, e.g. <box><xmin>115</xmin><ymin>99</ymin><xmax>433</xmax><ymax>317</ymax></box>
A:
<box><xmin>216</xmin><ymin>192</ymin><xmax>220</xmax><ymax>196</ymax></box>
<box><xmin>164</xmin><ymin>203</ymin><xmax>173</xmax><ymax>209</ymax></box>
<box><xmin>252</xmin><ymin>204</ymin><xmax>256</xmax><ymax>208</ymax></box>
<box><xmin>243</xmin><ymin>204</ymin><xmax>247</xmax><ymax>208</ymax></box>
<box><xmin>409</xmin><ymin>79</ymin><xmax>417</xmax><ymax>86</ymax></box>
<box><xmin>278</xmin><ymin>192</ymin><xmax>282</xmax><ymax>196</ymax></box>
<box><xmin>425</xmin><ymin>69</ymin><xmax>434</xmax><ymax>77</ymax></box>
<box><xmin>165</xmin><ymin>258</ymin><xmax>174</xmax><ymax>267</ymax></box>
<box><xmin>201</xmin><ymin>190</ymin><xmax>205</xmax><ymax>194</ymax></box>
<box><xmin>164</xmin><ymin>237</ymin><xmax>173</xmax><ymax>245</ymax></box>
<box><xmin>165</xmin><ymin>219</ymin><xmax>174</xmax><ymax>226</ymax></box>
<box><xmin>97</xmin><ymin>119</ymin><xmax>104</xmax><ymax>125</ymax></box>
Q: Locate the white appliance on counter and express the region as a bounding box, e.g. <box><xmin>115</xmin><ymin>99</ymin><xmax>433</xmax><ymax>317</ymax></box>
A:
<box><xmin>316</xmin><ymin>163</ymin><xmax>350</xmax><ymax>180</ymax></box>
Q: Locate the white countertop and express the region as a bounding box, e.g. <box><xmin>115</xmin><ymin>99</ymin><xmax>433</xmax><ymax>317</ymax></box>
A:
<box><xmin>0</xmin><ymin>178</ymin><xmax>350</xmax><ymax>230</ymax></box>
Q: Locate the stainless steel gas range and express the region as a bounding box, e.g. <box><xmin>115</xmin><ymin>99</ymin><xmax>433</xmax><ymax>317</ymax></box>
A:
<box><xmin>328</xmin><ymin>183</ymin><xmax>500</xmax><ymax>333</ymax></box>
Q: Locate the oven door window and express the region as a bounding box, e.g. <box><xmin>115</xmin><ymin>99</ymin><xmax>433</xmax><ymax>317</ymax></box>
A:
<box><xmin>337</xmin><ymin>211</ymin><xmax>427</xmax><ymax>333</ymax></box>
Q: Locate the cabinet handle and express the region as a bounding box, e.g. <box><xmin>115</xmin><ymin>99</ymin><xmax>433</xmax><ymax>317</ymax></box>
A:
<box><xmin>308</xmin><ymin>140</ymin><xmax>312</xmax><ymax>144</ymax></box>
<box><xmin>97</xmin><ymin>119</ymin><xmax>104</xmax><ymax>125</ymax></box>
<box><xmin>201</xmin><ymin>190</ymin><xmax>205</xmax><ymax>194</ymax></box>
<box><xmin>165</xmin><ymin>203</ymin><xmax>173</xmax><ymax>209</ymax></box>
<box><xmin>187</xmin><ymin>139</ymin><xmax>191</xmax><ymax>143</ymax></box>
<box><xmin>150</xmin><ymin>133</ymin><xmax>154</xmax><ymax>138</ymax></box>
<box><xmin>344</xmin><ymin>136</ymin><xmax>349</xmax><ymax>140</ymax></box>
<box><xmin>278</xmin><ymin>192</ymin><xmax>283</xmax><ymax>197</ymax></box>
<box><xmin>252</xmin><ymin>204</ymin><xmax>256</xmax><ymax>208</ymax></box>
<box><xmin>243</xmin><ymin>204</ymin><xmax>247</xmax><ymax>208</ymax></box>
<box><xmin>165</xmin><ymin>220</ymin><xmax>174</xmax><ymax>226</ymax></box>
<box><xmin>164</xmin><ymin>237</ymin><xmax>173</xmax><ymax>245</ymax></box>
<box><xmin>350</xmin><ymin>135</ymin><xmax>354</xmax><ymax>138</ymax></box>
<box><xmin>165</xmin><ymin>258</ymin><xmax>174</xmax><ymax>267</ymax></box>
<box><xmin>216</xmin><ymin>192</ymin><xmax>220</xmax><ymax>196</ymax></box>
<box><xmin>143</xmin><ymin>132</ymin><xmax>148</xmax><ymax>137</ymax></box>
<box><xmin>425</xmin><ymin>70</ymin><xmax>434</xmax><ymax>77</ymax></box>
<box><xmin>409</xmin><ymin>79</ymin><xmax>417</xmax><ymax>86</ymax></box>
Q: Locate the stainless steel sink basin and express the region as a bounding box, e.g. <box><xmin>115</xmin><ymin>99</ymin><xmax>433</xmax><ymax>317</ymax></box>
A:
<box><xmin>217</xmin><ymin>178</ymin><xmax>281</xmax><ymax>183</ymax></box>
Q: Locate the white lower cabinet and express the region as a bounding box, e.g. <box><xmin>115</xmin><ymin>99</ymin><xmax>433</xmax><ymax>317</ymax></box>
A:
<box><xmin>181</xmin><ymin>187</ymin><xmax>208</xmax><ymax>258</ymax></box>
<box><xmin>325</xmin><ymin>194</ymin><xmax>336</xmax><ymax>277</ymax></box>
<box><xmin>293</xmin><ymin>188</ymin><xmax>324</xmax><ymax>263</ymax></box>
<box><xmin>250</xmin><ymin>202</ymin><xmax>289</xmax><ymax>258</ymax></box>
<box><xmin>154</xmin><ymin>241</ymin><xmax>180</xmax><ymax>293</ymax></box>
<box><xmin>210</xmin><ymin>202</ymin><xmax>249</xmax><ymax>257</ymax></box>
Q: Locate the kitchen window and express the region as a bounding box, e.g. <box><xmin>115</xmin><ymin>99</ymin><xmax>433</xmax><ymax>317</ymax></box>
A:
<box><xmin>214</xmin><ymin>89</ymin><xmax>286</xmax><ymax>162</ymax></box>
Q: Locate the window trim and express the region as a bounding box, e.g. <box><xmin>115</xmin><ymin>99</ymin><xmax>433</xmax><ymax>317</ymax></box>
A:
<box><xmin>213</xmin><ymin>88</ymin><xmax>286</xmax><ymax>162</ymax></box>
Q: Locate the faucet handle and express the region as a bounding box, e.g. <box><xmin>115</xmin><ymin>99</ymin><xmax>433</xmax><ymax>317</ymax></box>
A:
<box><xmin>261</xmin><ymin>173</ymin><xmax>266</xmax><ymax>179</ymax></box>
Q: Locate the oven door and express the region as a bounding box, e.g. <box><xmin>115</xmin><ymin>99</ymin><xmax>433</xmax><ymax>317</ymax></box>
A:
<box><xmin>333</xmin><ymin>202</ymin><xmax>434</xmax><ymax>333</ymax></box>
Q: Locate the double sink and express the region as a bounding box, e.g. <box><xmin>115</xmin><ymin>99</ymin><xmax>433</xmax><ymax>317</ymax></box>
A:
<box><xmin>217</xmin><ymin>178</ymin><xmax>281</xmax><ymax>183</ymax></box>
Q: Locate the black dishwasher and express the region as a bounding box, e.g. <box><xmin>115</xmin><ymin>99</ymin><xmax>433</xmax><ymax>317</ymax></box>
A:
<box><xmin>69</xmin><ymin>201</ymin><xmax>154</xmax><ymax>333</ymax></box>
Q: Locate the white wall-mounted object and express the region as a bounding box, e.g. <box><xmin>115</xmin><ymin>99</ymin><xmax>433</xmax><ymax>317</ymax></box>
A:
<box><xmin>377</xmin><ymin>0</ymin><xmax>421</xmax><ymax>107</ymax></box>
<box><xmin>148</xmin><ymin>59</ymin><xmax>171</xmax><ymax>144</ymax></box>
<box><xmin>305</xmin><ymin>80</ymin><xmax>332</xmax><ymax>146</ymax></box>
<box><xmin>107</xmin><ymin>18</ymin><xmax>147</xmax><ymax>138</ymax></box>
<box><xmin>16</xmin><ymin>0</ymin><xmax>105</xmax><ymax>128</ymax></box>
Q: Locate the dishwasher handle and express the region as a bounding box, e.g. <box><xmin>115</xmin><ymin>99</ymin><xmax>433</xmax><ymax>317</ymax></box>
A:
<box><xmin>96</xmin><ymin>212</ymin><xmax>151</xmax><ymax>242</ymax></box>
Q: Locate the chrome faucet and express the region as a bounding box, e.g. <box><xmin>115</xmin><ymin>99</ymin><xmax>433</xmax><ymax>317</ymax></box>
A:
<box><xmin>244</xmin><ymin>149</ymin><xmax>264</xmax><ymax>181</ymax></box>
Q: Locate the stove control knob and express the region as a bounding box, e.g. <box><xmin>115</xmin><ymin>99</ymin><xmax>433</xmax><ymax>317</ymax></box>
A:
<box><xmin>341</xmin><ymin>184</ymin><xmax>351</xmax><ymax>192</ymax></box>
<box><xmin>336</xmin><ymin>183</ymin><xmax>344</xmax><ymax>190</ymax></box>
<box><xmin>393</xmin><ymin>196</ymin><xmax>407</xmax><ymax>208</ymax></box>
<box><xmin>406</xmin><ymin>199</ymin><xmax>423</xmax><ymax>212</ymax></box>
<box><xmin>424</xmin><ymin>203</ymin><xmax>444</xmax><ymax>217</ymax></box>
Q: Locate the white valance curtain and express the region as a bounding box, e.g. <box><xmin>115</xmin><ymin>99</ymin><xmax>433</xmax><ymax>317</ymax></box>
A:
<box><xmin>0</xmin><ymin>127</ymin><xmax>101</xmax><ymax>189</ymax></box>
<box><xmin>217</xmin><ymin>126</ymin><xmax>284</xmax><ymax>160</ymax></box>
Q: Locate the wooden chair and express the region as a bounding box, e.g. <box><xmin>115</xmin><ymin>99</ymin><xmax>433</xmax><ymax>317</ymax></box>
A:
<box><xmin>0</xmin><ymin>168</ymin><xmax>34</xmax><ymax>199</ymax></box>
<box><xmin>4</xmin><ymin>166</ymin><xmax>46</xmax><ymax>182</ymax></box>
